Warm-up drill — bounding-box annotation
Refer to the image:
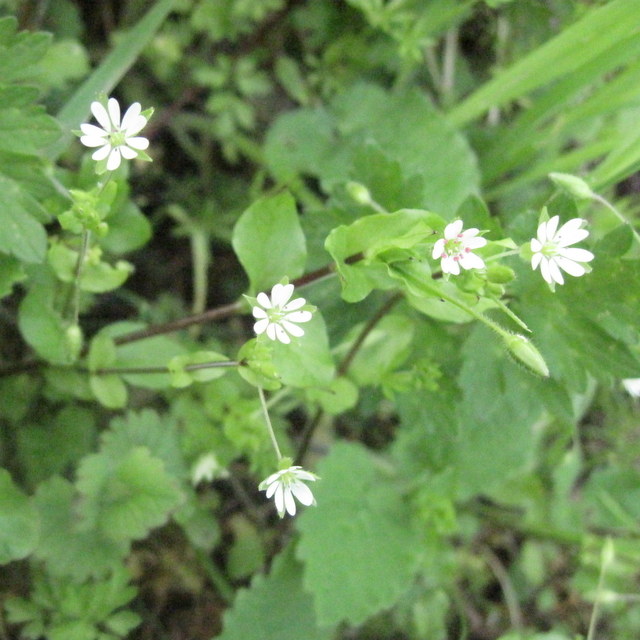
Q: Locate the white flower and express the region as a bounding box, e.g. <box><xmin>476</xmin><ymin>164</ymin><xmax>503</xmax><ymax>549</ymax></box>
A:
<box><xmin>252</xmin><ymin>283</ymin><xmax>313</xmax><ymax>344</ymax></box>
<box><xmin>80</xmin><ymin>98</ymin><xmax>149</xmax><ymax>171</ymax></box>
<box><xmin>432</xmin><ymin>220</ymin><xmax>487</xmax><ymax>275</ymax></box>
<box><xmin>259</xmin><ymin>465</ymin><xmax>318</xmax><ymax>518</ymax></box>
<box><xmin>622</xmin><ymin>379</ymin><xmax>640</xmax><ymax>398</ymax></box>
<box><xmin>530</xmin><ymin>216</ymin><xmax>594</xmax><ymax>286</ymax></box>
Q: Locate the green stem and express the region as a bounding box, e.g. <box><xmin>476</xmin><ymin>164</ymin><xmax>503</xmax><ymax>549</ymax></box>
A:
<box><xmin>63</xmin><ymin>228</ymin><xmax>91</xmax><ymax>325</ymax></box>
<box><xmin>258</xmin><ymin>387</ymin><xmax>282</xmax><ymax>461</ymax></box>
<box><xmin>587</xmin><ymin>539</ymin><xmax>613</xmax><ymax>640</ymax></box>
<box><xmin>592</xmin><ymin>193</ymin><xmax>640</xmax><ymax>247</ymax></box>
<box><xmin>90</xmin><ymin>360</ymin><xmax>239</xmax><ymax>376</ymax></box>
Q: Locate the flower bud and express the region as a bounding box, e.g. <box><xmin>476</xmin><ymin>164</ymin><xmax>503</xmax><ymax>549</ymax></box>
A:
<box><xmin>548</xmin><ymin>172</ymin><xmax>594</xmax><ymax>201</ymax></box>
<box><xmin>504</xmin><ymin>333</ymin><xmax>549</xmax><ymax>377</ymax></box>
<box><xmin>486</xmin><ymin>264</ymin><xmax>515</xmax><ymax>284</ymax></box>
<box><xmin>65</xmin><ymin>324</ymin><xmax>84</xmax><ymax>363</ymax></box>
<box><xmin>345</xmin><ymin>181</ymin><xmax>372</xmax><ymax>206</ymax></box>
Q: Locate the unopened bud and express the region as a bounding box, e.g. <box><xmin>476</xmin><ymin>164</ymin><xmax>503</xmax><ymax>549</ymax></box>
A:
<box><xmin>346</xmin><ymin>181</ymin><xmax>372</xmax><ymax>206</ymax></box>
<box><xmin>549</xmin><ymin>172</ymin><xmax>594</xmax><ymax>201</ymax></box>
<box><xmin>486</xmin><ymin>264</ymin><xmax>515</xmax><ymax>284</ymax></box>
<box><xmin>65</xmin><ymin>324</ymin><xmax>83</xmax><ymax>362</ymax></box>
<box><xmin>504</xmin><ymin>333</ymin><xmax>549</xmax><ymax>377</ymax></box>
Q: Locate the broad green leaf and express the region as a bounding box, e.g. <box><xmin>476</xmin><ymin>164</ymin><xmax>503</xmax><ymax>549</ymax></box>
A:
<box><xmin>33</xmin><ymin>476</ymin><xmax>129</xmax><ymax>580</ymax></box>
<box><xmin>48</xmin><ymin>0</ymin><xmax>177</xmax><ymax>160</ymax></box>
<box><xmin>325</xmin><ymin>208</ymin><xmax>439</xmax><ymax>302</ymax></box>
<box><xmin>217</xmin><ymin>544</ymin><xmax>334</xmax><ymax>640</ymax></box>
<box><xmin>346</xmin><ymin>314</ymin><xmax>414</xmax><ymax>386</ymax></box>
<box><xmin>453</xmin><ymin>326</ymin><xmax>545</xmax><ymax>498</ymax></box>
<box><xmin>582</xmin><ymin>468</ymin><xmax>640</xmax><ymax>529</ymax></box>
<box><xmin>100</xmin><ymin>409</ymin><xmax>187</xmax><ymax>480</ymax></box>
<box><xmin>270</xmin><ymin>312</ymin><xmax>335</xmax><ymax>388</ymax></box>
<box><xmin>0</xmin><ymin>469</ymin><xmax>38</xmax><ymax>564</ymax></box>
<box><xmin>90</xmin><ymin>374</ymin><xmax>128</xmax><ymax>409</ymax></box>
<box><xmin>0</xmin><ymin>107</ymin><xmax>60</xmax><ymax>155</ymax></box>
<box><xmin>297</xmin><ymin>442</ymin><xmax>421</xmax><ymax>627</ymax></box>
<box><xmin>18</xmin><ymin>270</ymin><xmax>70</xmax><ymax>365</ymax></box>
<box><xmin>232</xmin><ymin>191</ymin><xmax>306</xmax><ymax>292</ymax></box>
<box><xmin>0</xmin><ymin>174</ymin><xmax>47</xmax><ymax>263</ymax></box>
<box><xmin>98</xmin><ymin>321</ymin><xmax>187</xmax><ymax>389</ymax></box>
<box><xmin>76</xmin><ymin>447</ymin><xmax>183</xmax><ymax>542</ymax></box>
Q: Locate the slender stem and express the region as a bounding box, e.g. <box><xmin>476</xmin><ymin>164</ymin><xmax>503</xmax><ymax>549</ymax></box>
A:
<box><xmin>485</xmin><ymin>249</ymin><xmax>520</xmax><ymax>262</ymax></box>
<box><xmin>62</xmin><ymin>229</ymin><xmax>92</xmax><ymax>325</ymax></box>
<box><xmin>441</xmin><ymin>27</ymin><xmax>458</xmax><ymax>106</ymax></box>
<box><xmin>90</xmin><ymin>360</ymin><xmax>239</xmax><ymax>376</ymax></box>
<box><xmin>587</xmin><ymin>540</ymin><xmax>612</xmax><ymax>640</ymax></box>
<box><xmin>592</xmin><ymin>193</ymin><xmax>640</xmax><ymax>247</ymax></box>
<box><xmin>296</xmin><ymin>292</ymin><xmax>403</xmax><ymax>465</ymax></box>
<box><xmin>482</xmin><ymin>546</ymin><xmax>523</xmax><ymax>630</ymax></box>
<box><xmin>258</xmin><ymin>387</ymin><xmax>282</xmax><ymax>461</ymax></box>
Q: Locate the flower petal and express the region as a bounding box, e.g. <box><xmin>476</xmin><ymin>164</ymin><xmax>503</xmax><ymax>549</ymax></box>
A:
<box><xmin>91</xmin><ymin>144</ymin><xmax>111</xmax><ymax>161</ymax></box>
<box><xmin>253</xmin><ymin>318</ymin><xmax>269</xmax><ymax>334</ymax></box>
<box><xmin>106</xmin><ymin>147</ymin><xmax>122</xmax><ymax>171</ymax></box>
<box><xmin>531</xmin><ymin>252</ymin><xmax>542</xmax><ymax>270</ymax></box>
<box><xmin>271</xmin><ymin>283</ymin><xmax>294</xmax><ymax>308</ymax></box>
<box><xmin>120</xmin><ymin>145</ymin><xmax>138</xmax><ymax>160</ymax></box>
<box><xmin>283</xmin><ymin>310</ymin><xmax>312</xmax><ymax>323</ymax></box>
<box><xmin>120</xmin><ymin>102</ymin><xmax>142</xmax><ymax>130</ymax></box>
<box><xmin>266</xmin><ymin>323</ymin><xmax>278</xmax><ymax>341</ymax></box>
<box><xmin>432</xmin><ymin>239</ymin><xmax>445</xmax><ymax>259</ymax></box>
<box><xmin>459</xmin><ymin>252</ymin><xmax>485</xmax><ymax>270</ymax></box>
<box><xmin>531</xmin><ymin>238</ymin><xmax>542</xmax><ymax>252</ymax></box>
<box><xmin>282</xmin><ymin>297</ymin><xmax>305</xmax><ymax>312</ymax></box>
<box><xmin>555</xmin><ymin>256</ymin><xmax>586</xmax><ymax>277</ymax></box>
<box><xmin>256</xmin><ymin>292</ymin><xmax>272</xmax><ymax>308</ymax></box>
<box><xmin>125</xmin><ymin>135</ymin><xmax>149</xmax><ymax>150</ymax></box>
<box><xmin>547</xmin><ymin>258</ymin><xmax>564</xmax><ymax>285</ymax></box>
<box><xmin>80</xmin><ymin>123</ymin><xmax>108</xmax><ymax>138</ymax></box>
<box><xmin>107</xmin><ymin>97</ymin><xmax>121</xmax><ymax>128</ymax></box>
<box><xmin>556</xmin><ymin>228</ymin><xmax>589</xmax><ymax>247</ymax></box>
<box><xmin>252</xmin><ymin>306</ymin><xmax>267</xmax><ymax>319</ymax></box>
<box><xmin>265</xmin><ymin>481</ymin><xmax>278</xmax><ymax>499</ymax></box>
<box><xmin>81</xmin><ymin>135</ymin><xmax>108</xmax><ymax>148</ymax></box>
<box><xmin>539</xmin><ymin>258</ymin><xmax>553</xmax><ymax>284</ymax></box>
<box><xmin>283</xmin><ymin>487</ymin><xmax>297</xmax><ymax>516</ymax></box>
<box><xmin>290</xmin><ymin>480</ymin><xmax>315</xmax><ymax>506</ymax></box>
<box><xmin>281</xmin><ymin>320</ymin><xmax>305</xmax><ymax>338</ymax></box>
<box><xmin>444</xmin><ymin>220</ymin><xmax>463</xmax><ymax>238</ymax></box>
<box><xmin>464</xmin><ymin>236</ymin><xmax>487</xmax><ymax>250</ymax></box>
<box><xmin>274</xmin><ymin>324</ymin><xmax>291</xmax><ymax>344</ymax></box>
<box><xmin>543</xmin><ymin>216</ymin><xmax>559</xmax><ymax>243</ymax></box>
<box><xmin>274</xmin><ymin>484</ymin><xmax>285</xmax><ymax>517</ymax></box>
<box><xmin>91</xmin><ymin>101</ymin><xmax>111</xmax><ymax>131</ymax></box>
<box><xmin>558</xmin><ymin>247</ymin><xmax>594</xmax><ymax>263</ymax></box>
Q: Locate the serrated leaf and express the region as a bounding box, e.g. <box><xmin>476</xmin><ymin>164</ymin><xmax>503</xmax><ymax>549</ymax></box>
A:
<box><xmin>0</xmin><ymin>469</ymin><xmax>38</xmax><ymax>564</ymax></box>
<box><xmin>76</xmin><ymin>447</ymin><xmax>183</xmax><ymax>542</ymax></box>
<box><xmin>0</xmin><ymin>107</ymin><xmax>60</xmax><ymax>155</ymax></box>
<box><xmin>100</xmin><ymin>410</ymin><xmax>187</xmax><ymax>480</ymax></box>
<box><xmin>232</xmin><ymin>191</ymin><xmax>306</xmax><ymax>292</ymax></box>
<box><xmin>0</xmin><ymin>18</ymin><xmax>52</xmax><ymax>83</ymax></box>
<box><xmin>33</xmin><ymin>476</ymin><xmax>129</xmax><ymax>581</ymax></box>
<box><xmin>218</xmin><ymin>544</ymin><xmax>334</xmax><ymax>640</ymax></box>
<box><xmin>297</xmin><ymin>442</ymin><xmax>421</xmax><ymax>626</ymax></box>
<box><xmin>0</xmin><ymin>173</ymin><xmax>47</xmax><ymax>263</ymax></box>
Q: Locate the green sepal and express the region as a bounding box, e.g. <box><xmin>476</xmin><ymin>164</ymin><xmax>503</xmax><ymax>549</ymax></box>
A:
<box><xmin>236</xmin><ymin>339</ymin><xmax>281</xmax><ymax>390</ymax></box>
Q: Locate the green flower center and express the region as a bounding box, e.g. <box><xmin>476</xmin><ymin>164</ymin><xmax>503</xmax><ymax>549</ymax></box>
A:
<box><xmin>109</xmin><ymin>130</ymin><xmax>127</xmax><ymax>147</ymax></box>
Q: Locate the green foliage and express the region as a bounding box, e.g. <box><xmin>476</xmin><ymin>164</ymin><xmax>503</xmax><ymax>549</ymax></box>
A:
<box><xmin>1</xmin><ymin>2</ymin><xmax>640</xmax><ymax>639</ymax></box>
<box><xmin>297</xmin><ymin>442</ymin><xmax>422</xmax><ymax>626</ymax></box>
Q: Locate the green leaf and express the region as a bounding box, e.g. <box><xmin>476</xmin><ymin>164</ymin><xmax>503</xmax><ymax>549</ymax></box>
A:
<box><xmin>168</xmin><ymin>350</ymin><xmax>230</xmax><ymax>388</ymax></box>
<box><xmin>100</xmin><ymin>410</ymin><xmax>187</xmax><ymax>480</ymax></box>
<box><xmin>218</xmin><ymin>544</ymin><xmax>334</xmax><ymax>640</ymax></box>
<box><xmin>0</xmin><ymin>469</ymin><xmax>38</xmax><ymax>564</ymax></box>
<box><xmin>33</xmin><ymin>476</ymin><xmax>129</xmax><ymax>581</ymax></box>
<box><xmin>0</xmin><ymin>253</ymin><xmax>25</xmax><ymax>298</ymax></box>
<box><xmin>0</xmin><ymin>174</ymin><xmax>47</xmax><ymax>263</ymax></box>
<box><xmin>48</xmin><ymin>0</ymin><xmax>176</xmax><ymax>160</ymax></box>
<box><xmin>449</xmin><ymin>0</ymin><xmax>640</xmax><ymax>126</ymax></box>
<box><xmin>0</xmin><ymin>17</ymin><xmax>52</xmax><ymax>82</ymax></box>
<box><xmin>297</xmin><ymin>442</ymin><xmax>421</xmax><ymax>627</ymax></box>
<box><xmin>325</xmin><ymin>208</ymin><xmax>439</xmax><ymax>302</ymax></box>
<box><xmin>0</xmin><ymin>107</ymin><xmax>60</xmax><ymax>155</ymax></box>
<box><xmin>90</xmin><ymin>374</ymin><xmax>128</xmax><ymax>409</ymax></box>
<box><xmin>270</xmin><ymin>313</ymin><xmax>335</xmax><ymax>388</ymax></box>
<box><xmin>232</xmin><ymin>191</ymin><xmax>306</xmax><ymax>292</ymax></box>
<box><xmin>76</xmin><ymin>447</ymin><xmax>183</xmax><ymax>542</ymax></box>
<box><xmin>98</xmin><ymin>322</ymin><xmax>187</xmax><ymax>389</ymax></box>
<box><xmin>18</xmin><ymin>270</ymin><xmax>70</xmax><ymax>365</ymax></box>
